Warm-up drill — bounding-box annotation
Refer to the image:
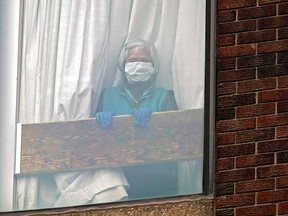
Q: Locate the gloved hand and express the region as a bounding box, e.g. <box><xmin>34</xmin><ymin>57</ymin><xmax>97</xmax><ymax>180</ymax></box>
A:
<box><xmin>95</xmin><ymin>111</ymin><xmax>115</xmax><ymax>128</ymax></box>
<box><xmin>133</xmin><ymin>107</ymin><xmax>153</xmax><ymax>127</ymax></box>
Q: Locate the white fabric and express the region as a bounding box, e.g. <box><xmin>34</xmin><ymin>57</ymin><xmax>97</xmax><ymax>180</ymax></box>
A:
<box><xmin>125</xmin><ymin>62</ymin><xmax>155</xmax><ymax>83</ymax></box>
<box><xmin>172</xmin><ymin>0</ymin><xmax>206</xmax><ymax>194</ymax></box>
<box><xmin>16</xmin><ymin>0</ymin><xmax>205</xmax><ymax>210</ymax></box>
<box><xmin>17</xmin><ymin>0</ymin><xmax>130</xmax><ymax>209</ymax></box>
<box><xmin>53</xmin><ymin>169</ymin><xmax>129</xmax><ymax>207</ymax></box>
<box><xmin>172</xmin><ymin>0</ymin><xmax>206</xmax><ymax>110</ymax></box>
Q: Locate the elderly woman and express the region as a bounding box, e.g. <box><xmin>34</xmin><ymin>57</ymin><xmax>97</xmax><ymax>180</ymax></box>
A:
<box><xmin>96</xmin><ymin>39</ymin><xmax>178</xmax><ymax>128</ymax></box>
<box><xmin>38</xmin><ymin>40</ymin><xmax>178</xmax><ymax>208</ymax></box>
<box><xmin>34</xmin><ymin>40</ymin><xmax>177</xmax><ymax>209</ymax></box>
<box><xmin>96</xmin><ymin>39</ymin><xmax>178</xmax><ymax>199</ymax></box>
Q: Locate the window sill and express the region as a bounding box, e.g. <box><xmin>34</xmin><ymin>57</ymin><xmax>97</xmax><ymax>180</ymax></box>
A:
<box><xmin>8</xmin><ymin>195</ymin><xmax>214</xmax><ymax>215</ymax></box>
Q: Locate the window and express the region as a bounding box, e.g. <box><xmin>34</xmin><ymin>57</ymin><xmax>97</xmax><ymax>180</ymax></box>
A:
<box><xmin>0</xmin><ymin>0</ymin><xmax>215</xmax><ymax>212</ymax></box>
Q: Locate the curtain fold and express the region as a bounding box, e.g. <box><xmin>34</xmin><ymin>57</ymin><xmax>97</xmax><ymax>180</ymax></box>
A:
<box><xmin>172</xmin><ymin>0</ymin><xmax>206</xmax><ymax>110</ymax></box>
<box><xmin>17</xmin><ymin>0</ymin><xmax>62</xmax><ymax>209</ymax></box>
<box><xmin>172</xmin><ymin>0</ymin><xmax>206</xmax><ymax>195</ymax></box>
<box><xmin>16</xmin><ymin>0</ymin><xmax>205</xmax><ymax>209</ymax></box>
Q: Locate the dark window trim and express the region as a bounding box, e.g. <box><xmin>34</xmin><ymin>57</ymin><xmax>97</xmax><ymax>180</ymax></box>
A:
<box><xmin>203</xmin><ymin>0</ymin><xmax>216</xmax><ymax>196</ymax></box>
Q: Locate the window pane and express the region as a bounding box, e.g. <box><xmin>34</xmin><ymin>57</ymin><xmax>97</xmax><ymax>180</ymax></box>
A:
<box><xmin>12</xmin><ymin>0</ymin><xmax>207</xmax><ymax>211</ymax></box>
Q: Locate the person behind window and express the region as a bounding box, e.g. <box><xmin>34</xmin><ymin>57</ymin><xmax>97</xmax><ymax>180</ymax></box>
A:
<box><xmin>96</xmin><ymin>39</ymin><xmax>178</xmax><ymax>128</ymax></box>
<box><xmin>95</xmin><ymin>39</ymin><xmax>178</xmax><ymax>199</ymax></box>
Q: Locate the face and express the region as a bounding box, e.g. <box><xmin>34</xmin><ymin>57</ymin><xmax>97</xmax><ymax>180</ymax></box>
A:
<box><xmin>124</xmin><ymin>46</ymin><xmax>155</xmax><ymax>83</ymax></box>
<box><xmin>126</xmin><ymin>46</ymin><xmax>152</xmax><ymax>63</ymax></box>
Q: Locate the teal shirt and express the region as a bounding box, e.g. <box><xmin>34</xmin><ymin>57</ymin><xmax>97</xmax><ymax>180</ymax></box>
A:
<box><xmin>102</xmin><ymin>87</ymin><xmax>175</xmax><ymax>115</ymax></box>
<box><xmin>99</xmin><ymin>86</ymin><xmax>178</xmax><ymax>198</ymax></box>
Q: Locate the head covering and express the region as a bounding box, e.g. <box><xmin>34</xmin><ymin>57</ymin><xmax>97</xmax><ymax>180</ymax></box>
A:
<box><xmin>118</xmin><ymin>39</ymin><xmax>159</xmax><ymax>74</ymax></box>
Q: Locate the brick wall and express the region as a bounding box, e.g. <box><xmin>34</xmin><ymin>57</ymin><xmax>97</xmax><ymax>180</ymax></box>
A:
<box><xmin>216</xmin><ymin>0</ymin><xmax>288</xmax><ymax>215</ymax></box>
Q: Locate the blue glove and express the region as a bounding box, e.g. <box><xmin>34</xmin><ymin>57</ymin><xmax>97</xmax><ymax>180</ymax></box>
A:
<box><xmin>95</xmin><ymin>111</ymin><xmax>115</xmax><ymax>128</ymax></box>
<box><xmin>133</xmin><ymin>107</ymin><xmax>153</xmax><ymax>127</ymax></box>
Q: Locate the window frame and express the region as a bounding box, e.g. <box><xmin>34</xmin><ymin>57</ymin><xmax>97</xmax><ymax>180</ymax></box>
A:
<box><xmin>203</xmin><ymin>0</ymin><xmax>216</xmax><ymax>196</ymax></box>
<box><xmin>0</xmin><ymin>0</ymin><xmax>216</xmax><ymax>212</ymax></box>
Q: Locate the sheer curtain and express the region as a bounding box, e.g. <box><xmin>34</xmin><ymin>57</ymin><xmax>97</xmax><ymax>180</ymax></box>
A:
<box><xmin>16</xmin><ymin>0</ymin><xmax>206</xmax><ymax>210</ymax></box>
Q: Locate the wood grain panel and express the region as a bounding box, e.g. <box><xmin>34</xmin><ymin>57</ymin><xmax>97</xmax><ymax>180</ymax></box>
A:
<box><xmin>20</xmin><ymin>109</ymin><xmax>204</xmax><ymax>174</ymax></box>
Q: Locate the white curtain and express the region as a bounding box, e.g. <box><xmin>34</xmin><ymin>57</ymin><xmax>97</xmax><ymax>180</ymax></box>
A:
<box><xmin>16</xmin><ymin>0</ymin><xmax>205</xmax><ymax>210</ymax></box>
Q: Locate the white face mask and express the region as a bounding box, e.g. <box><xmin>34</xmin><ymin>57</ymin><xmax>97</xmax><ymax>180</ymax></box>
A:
<box><xmin>124</xmin><ymin>62</ymin><xmax>155</xmax><ymax>83</ymax></box>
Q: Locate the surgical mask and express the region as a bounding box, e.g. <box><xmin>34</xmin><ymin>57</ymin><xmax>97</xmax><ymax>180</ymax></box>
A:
<box><xmin>124</xmin><ymin>62</ymin><xmax>155</xmax><ymax>83</ymax></box>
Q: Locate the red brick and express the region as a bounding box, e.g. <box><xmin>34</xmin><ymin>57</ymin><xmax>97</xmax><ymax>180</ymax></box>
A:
<box><xmin>279</xmin><ymin>202</ymin><xmax>288</xmax><ymax>215</ymax></box>
<box><xmin>257</xmin><ymin>164</ymin><xmax>288</xmax><ymax>178</ymax></box>
<box><xmin>217</xmin><ymin>108</ymin><xmax>235</xmax><ymax>120</ymax></box>
<box><xmin>277</xmin><ymin>176</ymin><xmax>288</xmax><ymax>189</ymax></box>
<box><xmin>236</xmin><ymin>153</ymin><xmax>274</xmax><ymax>168</ymax></box>
<box><xmin>258</xmin><ymin>15</ymin><xmax>288</xmax><ymax>29</ymax></box>
<box><xmin>218</xmin><ymin>10</ymin><xmax>236</xmax><ymax>22</ymax></box>
<box><xmin>237</xmin><ymin>29</ymin><xmax>276</xmax><ymax>44</ymax></box>
<box><xmin>218</xmin><ymin>44</ymin><xmax>256</xmax><ymax>58</ymax></box>
<box><xmin>235</xmin><ymin>179</ymin><xmax>274</xmax><ymax>193</ymax></box>
<box><xmin>278</xmin><ymin>51</ymin><xmax>288</xmax><ymax>63</ymax></box>
<box><xmin>257</xmin><ymin>189</ymin><xmax>288</xmax><ymax>204</ymax></box>
<box><xmin>278</xmin><ymin>76</ymin><xmax>288</xmax><ymax>88</ymax></box>
<box><xmin>217</xmin><ymin>168</ymin><xmax>255</xmax><ymax>183</ymax></box>
<box><xmin>279</xmin><ymin>2</ymin><xmax>288</xmax><ymax>15</ymax></box>
<box><xmin>237</xmin><ymin>78</ymin><xmax>276</xmax><ymax>93</ymax></box>
<box><xmin>219</xmin><ymin>20</ymin><xmax>256</xmax><ymax>34</ymax></box>
<box><xmin>258</xmin><ymin>139</ymin><xmax>288</xmax><ymax>153</ymax></box>
<box><xmin>277</xmin><ymin>151</ymin><xmax>288</xmax><ymax>164</ymax></box>
<box><xmin>218</xmin><ymin>83</ymin><xmax>236</xmax><ymax>96</ymax></box>
<box><xmin>216</xmin><ymin>193</ymin><xmax>255</xmax><ymax>208</ymax></box>
<box><xmin>236</xmin><ymin>103</ymin><xmax>275</xmax><ymax>118</ymax></box>
<box><xmin>214</xmin><ymin>3</ymin><xmax>288</xmax><ymax>212</ymax></box>
<box><xmin>217</xmin><ymin>133</ymin><xmax>236</xmax><ymax>146</ymax></box>
<box><xmin>258</xmin><ymin>40</ymin><xmax>288</xmax><ymax>53</ymax></box>
<box><xmin>216</xmin><ymin>182</ymin><xmax>235</xmax><ymax>196</ymax></box>
<box><xmin>258</xmin><ymin>64</ymin><xmax>288</xmax><ymax>78</ymax></box>
<box><xmin>277</xmin><ymin>125</ymin><xmax>288</xmax><ymax>138</ymax></box>
<box><xmin>258</xmin><ymin>89</ymin><xmax>288</xmax><ymax>103</ymax></box>
<box><xmin>257</xmin><ymin>113</ymin><xmax>288</xmax><ymax>128</ymax></box>
<box><xmin>218</xmin><ymin>58</ymin><xmax>236</xmax><ymax>71</ymax></box>
<box><xmin>238</xmin><ymin>5</ymin><xmax>276</xmax><ymax>20</ymax></box>
<box><xmin>217</xmin><ymin>158</ymin><xmax>234</xmax><ymax>171</ymax></box>
<box><xmin>236</xmin><ymin>204</ymin><xmax>276</xmax><ymax>216</ymax></box>
<box><xmin>259</xmin><ymin>0</ymin><xmax>287</xmax><ymax>4</ymax></box>
<box><xmin>218</xmin><ymin>93</ymin><xmax>256</xmax><ymax>108</ymax></box>
<box><xmin>216</xmin><ymin>209</ymin><xmax>235</xmax><ymax>216</ymax></box>
<box><xmin>217</xmin><ymin>143</ymin><xmax>255</xmax><ymax>158</ymax></box>
<box><xmin>217</xmin><ymin>118</ymin><xmax>255</xmax><ymax>133</ymax></box>
<box><xmin>218</xmin><ymin>0</ymin><xmax>256</xmax><ymax>10</ymax></box>
<box><xmin>278</xmin><ymin>100</ymin><xmax>288</xmax><ymax>113</ymax></box>
<box><xmin>238</xmin><ymin>53</ymin><xmax>276</xmax><ymax>68</ymax></box>
<box><xmin>218</xmin><ymin>68</ymin><xmax>256</xmax><ymax>83</ymax></box>
<box><xmin>236</xmin><ymin>128</ymin><xmax>275</xmax><ymax>143</ymax></box>
<box><xmin>279</xmin><ymin>27</ymin><xmax>288</xmax><ymax>39</ymax></box>
<box><xmin>218</xmin><ymin>34</ymin><xmax>236</xmax><ymax>46</ymax></box>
